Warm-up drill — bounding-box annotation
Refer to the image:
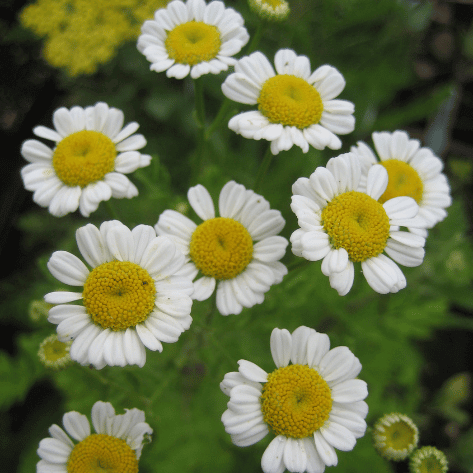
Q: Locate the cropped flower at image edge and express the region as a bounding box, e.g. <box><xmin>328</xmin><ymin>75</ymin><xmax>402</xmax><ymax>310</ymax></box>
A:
<box><xmin>37</xmin><ymin>401</ymin><xmax>152</xmax><ymax>473</ymax></box>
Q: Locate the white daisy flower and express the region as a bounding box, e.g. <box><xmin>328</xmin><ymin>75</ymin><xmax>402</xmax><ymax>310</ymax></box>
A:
<box><xmin>155</xmin><ymin>181</ymin><xmax>288</xmax><ymax>315</ymax></box>
<box><xmin>137</xmin><ymin>0</ymin><xmax>249</xmax><ymax>80</ymax></box>
<box><xmin>221</xmin><ymin>326</ymin><xmax>368</xmax><ymax>473</ymax></box>
<box><xmin>290</xmin><ymin>152</ymin><xmax>426</xmax><ymax>295</ymax></box>
<box><xmin>44</xmin><ymin>220</ymin><xmax>194</xmax><ymax>369</ymax></box>
<box><xmin>37</xmin><ymin>400</ymin><xmax>152</xmax><ymax>473</ymax></box>
<box><xmin>351</xmin><ymin>130</ymin><xmax>452</xmax><ymax>237</ymax></box>
<box><xmin>221</xmin><ymin>49</ymin><xmax>355</xmax><ymax>155</ymax></box>
<box><xmin>20</xmin><ymin>102</ymin><xmax>151</xmax><ymax>217</ymax></box>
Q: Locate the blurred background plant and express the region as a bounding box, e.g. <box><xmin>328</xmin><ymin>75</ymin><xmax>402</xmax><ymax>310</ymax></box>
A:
<box><xmin>1</xmin><ymin>0</ymin><xmax>473</xmax><ymax>472</ymax></box>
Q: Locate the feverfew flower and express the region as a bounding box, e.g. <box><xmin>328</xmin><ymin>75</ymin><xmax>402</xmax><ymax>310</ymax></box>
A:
<box><xmin>44</xmin><ymin>221</ymin><xmax>194</xmax><ymax>369</ymax></box>
<box><xmin>221</xmin><ymin>326</ymin><xmax>368</xmax><ymax>473</ymax></box>
<box><xmin>373</xmin><ymin>413</ymin><xmax>419</xmax><ymax>461</ymax></box>
<box><xmin>291</xmin><ymin>153</ymin><xmax>426</xmax><ymax>295</ymax></box>
<box><xmin>37</xmin><ymin>401</ymin><xmax>152</xmax><ymax>473</ymax></box>
<box><xmin>248</xmin><ymin>0</ymin><xmax>290</xmax><ymax>21</ymax></box>
<box><xmin>38</xmin><ymin>334</ymin><xmax>73</xmax><ymax>370</ymax></box>
<box><xmin>410</xmin><ymin>446</ymin><xmax>449</xmax><ymax>473</ymax></box>
<box><xmin>137</xmin><ymin>0</ymin><xmax>250</xmax><ymax>79</ymax></box>
<box><xmin>351</xmin><ymin>130</ymin><xmax>452</xmax><ymax>237</ymax></box>
<box><xmin>20</xmin><ymin>102</ymin><xmax>151</xmax><ymax>217</ymax></box>
<box><xmin>222</xmin><ymin>49</ymin><xmax>355</xmax><ymax>155</ymax></box>
<box><xmin>155</xmin><ymin>181</ymin><xmax>288</xmax><ymax>315</ymax></box>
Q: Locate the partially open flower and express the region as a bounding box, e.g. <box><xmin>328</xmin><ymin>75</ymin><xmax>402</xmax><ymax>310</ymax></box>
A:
<box><xmin>410</xmin><ymin>446</ymin><xmax>448</xmax><ymax>473</ymax></box>
<box><xmin>373</xmin><ymin>413</ymin><xmax>419</xmax><ymax>461</ymax></box>
<box><xmin>38</xmin><ymin>334</ymin><xmax>73</xmax><ymax>370</ymax></box>
<box><xmin>248</xmin><ymin>0</ymin><xmax>290</xmax><ymax>21</ymax></box>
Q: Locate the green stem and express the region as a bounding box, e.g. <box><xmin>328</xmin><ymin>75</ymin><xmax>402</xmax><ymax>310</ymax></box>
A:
<box><xmin>205</xmin><ymin>97</ymin><xmax>232</xmax><ymax>140</ymax></box>
<box><xmin>253</xmin><ymin>145</ymin><xmax>274</xmax><ymax>193</ymax></box>
<box><xmin>191</xmin><ymin>78</ymin><xmax>207</xmax><ymax>184</ymax></box>
<box><xmin>247</xmin><ymin>21</ymin><xmax>265</xmax><ymax>54</ymax></box>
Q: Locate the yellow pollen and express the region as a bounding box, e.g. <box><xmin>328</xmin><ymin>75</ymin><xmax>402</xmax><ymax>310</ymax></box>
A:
<box><xmin>379</xmin><ymin>159</ymin><xmax>424</xmax><ymax>204</ymax></box>
<box><xmin>189</xmin><ymin>217</ymin><xmax>253</xmax><ymax>280</ymax></box>
<box><xmin>82</xmin><ymin>261</ymin><xmax>156</xmax><ymax>331</ymax></box>
<box><xmin>261</xmin><ymin>364</ymin><xmax>332</xmax><ymax>439</ymax></box>
<box><xmin>53</xmin><ymin>130</ymin><xmax>116</xmax><ymax>187</ymax></box>
<box><xmin>258</xmin><ymin>74</ymin><xmax>323</xmax><ymax>129</ymax></box>
<box><xmin>165</xmin><ymin>21</ymin><xmax>221</xmax><ymax>65</ymax></box>
<box><xmin>67</xmin><ymin>434</ymin><xmax>138</xmax><ymax>473</ymax></box>
<box><xmin>322</xmin><ymin>191</ymin><xmax>390</xmax><ymax>263</ymax></box>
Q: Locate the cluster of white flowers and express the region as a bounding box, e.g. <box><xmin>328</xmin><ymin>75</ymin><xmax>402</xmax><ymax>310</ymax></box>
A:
<box><xmin>21</xmin><ymin>0</ymin><xmax>453</xmax><ymax>472</ymax></box>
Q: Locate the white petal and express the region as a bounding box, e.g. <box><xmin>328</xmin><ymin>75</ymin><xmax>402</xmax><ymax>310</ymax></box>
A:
<box><xmin>307</xmin><ymin>332</ymin><xmax>331</xmax><ymax>368</ymax></box>
<box><xmin>188</xmin><ymin>184</ymin><xmax>215</xmax><ymax>220</ymax></box>
<box><xmin>47</xmin><ymin>251</ymin><xmax>89</xmax><ymax>286</ymax></box>
<box><xmin>328</xmin><ymin>261</ymin><xmax>354</xmax><ymax>296</ymax></box>
<box><xmin>284</xmin><ymin>437</ymin><xmax>307</xmax><ymax>473</ymax></box>
<box><xmin>62</xmin><ymin>412</ymin><xmax>90</xmax><ymax>441</ymax></box>
<box><xmin>383</xmin><ymin>196</ymin><xmax>419</xmax><ymax>220</ymax></box>
<box><xmin>320</xmin><ymin>422</ymin><xmax>356</xmax><ymax>451</ymax></box>
<box><xmin>192</xmin><ymin>276</ymin><xmax>216</xmax><ymax>301</ymax></box>
<box><xmin>238</xmin><ymin>360</ymin><xmax>268</xmax><ymax>383</ymax></box>
<box><xmin>365</xmin><ymin>165</ymin><xmax>388</xmax><ymax>200</ymax></box>
<box><xmin>270</xmin><ymin>328</ymin><xmax>292</xmax><ymax>368</ymax></box>
<box><xmin>291</xmin><ymin>326</ymin><xmax>315</xmax><ymax>365</ymax></box>
<box><xmin>262</xmin><ymin>436</ymin><xmax>287</xmax><ymax>473</ymax></box>
<box><xmin>331</xmin><ymin>379</ymin><xmax>368</xmax><ymax>403</ymax></box>
<box><xmin>313</xmin><ymin>431</ymin><xmax>338</xmax><ymax>466</ymax></box>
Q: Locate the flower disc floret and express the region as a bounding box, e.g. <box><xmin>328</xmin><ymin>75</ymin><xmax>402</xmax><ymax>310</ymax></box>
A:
<box><xmin>190</xmin><ymin>217</ymin><xmax>253</xmax><ymax>280</ymax></box>
<box><xmin>67</xmin><ymin>433</ymin><xmax>139</xmax><ymax>473</ymax></box>
<box><xmin>261</xmin><ymin>364</ymin><xmax>332</xmax><ymax>439</ymax></box>
<box><xmin>165</xmin><ymin>21</ymin><xmax>221</xmax><ymax>65</ymax></box>
<box><xmin>379</xmin><ymin>160</ymin><xmax>424</xmax><ymax>204</ymax></box>
<box><xmin>258</xmin><ymin>74</ymin><xmax>323</xmax><ymax>129</ymax></box>
<box><xmin>52</xmin><ymin>130</ymin><xmax>117</xmax><ymax>187</ymax></box>
<box><xmin>322</xmin><ymin>191</ymin><xmax>390</xmax><ymax>263</ymax></box>
<box><xmin>82</xmin><ymin>261</ymin><xmax>156</xmax><ymax>331</ymax></box>
<box><xmin>38</xmin><ymin>334</ymin><xmax>72</xmax><ymax>370</ymax></box>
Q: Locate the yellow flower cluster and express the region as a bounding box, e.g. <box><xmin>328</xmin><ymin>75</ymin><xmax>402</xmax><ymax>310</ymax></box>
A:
<box><xmin>20</xmin><ymin>0</ymin><xmax>169</xmax><ymax>76</ymax></box>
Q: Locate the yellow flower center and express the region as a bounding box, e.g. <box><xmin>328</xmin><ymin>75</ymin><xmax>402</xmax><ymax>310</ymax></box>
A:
<box><xmin>53</xmin><ymin>130</ymin><xmax>116</xmax><ymax>187</ymax></box>
<box><xmin>82</xmin><ymin>261</ymin><xmax>156</xmax><ymax>331</ymax></box>
<box><xmin>379</xmin><ymin>159</ymin><xmax>424</xmax><ymax>204</ymax></box>
<box><xmin>189</xmin><ymin>217</ymin><xmax>253</xmax><ymax>280</ymax></box>
<box><xmin>165</xmin><ymin>21</ymin><xmax>221</xmax><ymax>65</ymax></box>
<box><xmin>262</xmin><ymin>0</ymin><xmax>285</xmax><ymax>6</ymax></box>
<box><xmin>67</xmin><ymin>434</ymin><xmax>138</xmax><ymax>473</ymax></box>
<box><xmin>419</xmin><ymin>457</ymin><xmax>443</xmax><ymax>473</ymax></box>
<box><xmin>322</xmin><ymin>191</ymin><xmax>390</xmax><ymax>263</ymax></box>
<box><xmin>260</xmin><ymin>364</ymin><xmax>332</xmax><ymax>439</ymax></box>
<box><xmin>258</xmin><ymin>74</ymin><xmax>323</xmax><ymax>129</ymax></box>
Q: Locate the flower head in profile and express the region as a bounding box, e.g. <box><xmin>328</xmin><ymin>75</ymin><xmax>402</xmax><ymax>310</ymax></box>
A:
<box><xmin>221</xmin><ymin>326</ymin><xmax>368</xmax><ymax>473</ymax></box>
<box><xmin>20</xmin><ymin>102</ymin><xmax>151</xmax><ymax>217</ymax></box>
<box><xmin>38</xmin><ymin>334</ymin><xmax>73</xmax><ymax>370</ymax></box>
<box><xmin>351</xmin><ymin>130</ymin><xmax>452</xmax><ymax>237</ymax></box>
<box><xmin>373</xmin><ymin>413</ymin><xmax>419</xmax><ymax>461</ymax></box>
<box><xmin>45</xmin><ymin>220</ymin><xmax>194</xmax><ymax>369</ymax></box>
<box><xmin>37</xmin><ymin>401</ymin><xmax>152</xmax><ymax>473</ymax></box>
<box><xmin>409</xmin><ymin>446</ymin><xmax>448</xmax><ymax>473</ymax></box>
<box><xmin>222</xmin><ymin>49</ymin><xmax>355</xmax><ymax>155</ymax></box>
<box><xmin>291</xmin><ymin>152</ymin><xmax>426</xmax><ymax>295</ymax></box>
<box><xmin>248</xmin><ymin>0</ymin><xmax>290</xmax><ymax>21</ymax></box>
<box><xmin>155</xmin><ymin>181</ymin><xmax>288</xmax><ymax>315</ymax></box>
<box><xmin>137</xmin><ymin>0</ymin><xmax>249</xmax><ymax>79</ymax></box>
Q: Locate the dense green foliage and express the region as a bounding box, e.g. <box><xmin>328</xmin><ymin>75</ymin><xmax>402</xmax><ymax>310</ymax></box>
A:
<box><xmin>1</xmin><ymin>0</ymin><xmax>473</xmax><ymax>472</ymax></box>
